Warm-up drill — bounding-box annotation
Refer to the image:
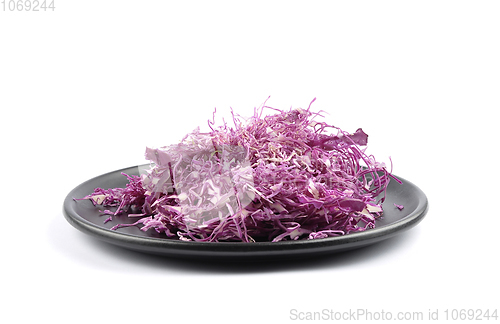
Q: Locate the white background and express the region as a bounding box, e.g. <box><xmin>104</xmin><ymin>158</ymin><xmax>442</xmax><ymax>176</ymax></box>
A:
<box><xmin>1</xmin><ymin>1</ymin><xmax>498</xmax><ymax>323</ymax></box>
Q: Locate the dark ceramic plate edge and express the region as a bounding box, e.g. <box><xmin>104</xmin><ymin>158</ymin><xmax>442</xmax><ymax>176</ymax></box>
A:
<box><xmin>63</xmin><ymin>165</ymin><xmax>428</xmax><ymax>261</ymax></box>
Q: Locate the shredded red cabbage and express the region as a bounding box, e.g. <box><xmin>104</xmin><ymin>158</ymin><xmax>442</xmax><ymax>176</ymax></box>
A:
<box><xmin>394</xmin><ymin>203</ymin><xmax>404</xmax><ymax>210</ymax></box>
<box><xmin>77</xmin><ymin>98</ymin><xmax>401</xmax><ymax>242</ymax></box>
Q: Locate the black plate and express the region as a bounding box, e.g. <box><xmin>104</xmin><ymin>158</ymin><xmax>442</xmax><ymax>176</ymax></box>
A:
<box><xmin>63</xmin><ymin>165</ymin><xmax>428</xmax><ymax>261</ymax></box>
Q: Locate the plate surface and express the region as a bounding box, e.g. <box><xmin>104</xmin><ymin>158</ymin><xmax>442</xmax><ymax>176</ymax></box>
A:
<box><xmin>63</xmin><ymin>165</ymin><xmax>428</xmax><ymax>261</ymax></box>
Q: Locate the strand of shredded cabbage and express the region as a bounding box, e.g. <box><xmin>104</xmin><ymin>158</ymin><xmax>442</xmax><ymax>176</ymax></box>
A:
<box><xmin>77</xmin><ymin>98</ymin><xmax>401</xmax><ymax>242</ymax></box>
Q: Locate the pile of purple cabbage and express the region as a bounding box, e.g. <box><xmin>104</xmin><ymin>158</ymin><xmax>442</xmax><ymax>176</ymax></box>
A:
<box><xmin>78</xmin><ymin>99</ymin><xmax>401</xmax><ymax>242</ymax></box>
